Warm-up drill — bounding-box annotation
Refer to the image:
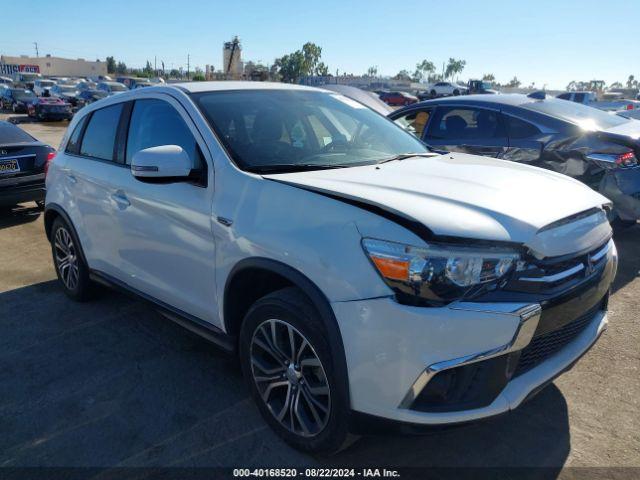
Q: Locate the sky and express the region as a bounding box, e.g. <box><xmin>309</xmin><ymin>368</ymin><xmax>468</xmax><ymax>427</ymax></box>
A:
<box><xmin>3</xmin><ymin>0</ymin><xmax>639</xmax><ymax>89</ymax></box>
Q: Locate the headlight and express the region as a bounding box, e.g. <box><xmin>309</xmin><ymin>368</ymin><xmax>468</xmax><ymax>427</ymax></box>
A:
<box><xmin>362</xmin><ymin>238</ymin><xmax>521</xmax><ymax>305</ymax></box>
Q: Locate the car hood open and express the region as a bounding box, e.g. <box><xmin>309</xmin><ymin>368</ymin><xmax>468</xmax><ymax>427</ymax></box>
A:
<box><xmin>264</xmin><ymin>153</ymin><xmax>611</xmax><ymax>255</ymax></box>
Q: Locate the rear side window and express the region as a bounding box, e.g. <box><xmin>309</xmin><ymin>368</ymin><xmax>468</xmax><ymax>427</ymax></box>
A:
<box><xmin>125</xmin><ymin>99</ymin><xmax>202</xmax><ymax>168</ymax></box>
<box><xmin>65</xmin><ymin>116</ymin><xmax>88</xmax><ymax>154</ymax></box>
<box><xmin>0</xmin><ymin>121</ymin><xmax>35</xmax><ymax>143</ymax></box>
<box><xmin>505</xmin><ymin>115</ymin><xmax>541</xmax><ymax>139</ymax></box>
<box><xmin>80</xmin><ymin>104</ymin><xmax>123</xmax><ymax>161</ymax></box>
<box><xmin>557</xmin><ymin>93</ymin><xmax>571</xmax><ymax>100</ymax></box>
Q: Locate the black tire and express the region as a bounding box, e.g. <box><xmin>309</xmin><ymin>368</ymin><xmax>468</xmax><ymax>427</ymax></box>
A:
<box><xmin>239</xmin><ymin>287</ymin><xmax>353</xmax><ymax>454</ymax></box>
<box><xmin>430</xmin><ymin>89</ymin><xmax>437</xmax><ymax>98</ymax></box>
<box><xmin>50</xmin><ymin>217</ymin><xmax>94</xmax><ymax>301</ymax></box>
<box><xmin>453</xmin><ymin>89</ymin><xmax>460</xmax><ymax>96</ymax></box>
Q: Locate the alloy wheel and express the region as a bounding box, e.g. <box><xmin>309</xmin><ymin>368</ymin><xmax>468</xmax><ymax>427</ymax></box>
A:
<box><xmin>54</xmin><ymin>227</ymin><xmax>79</xmax><ymax>291</ymax></box>
<box><xmin>250</xmin><ymin>319</ymin><xmax>331</xmax><ymax>437</ymax></box>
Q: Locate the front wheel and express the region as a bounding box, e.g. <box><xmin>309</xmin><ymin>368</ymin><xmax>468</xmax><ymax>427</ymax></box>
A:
<box><xmin>239</xmin><ymin>287</ymin><xmax>353</xmax><ymax>454</ymax></box>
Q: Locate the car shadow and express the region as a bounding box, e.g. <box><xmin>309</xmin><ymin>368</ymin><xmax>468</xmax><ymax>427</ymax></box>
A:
<box><xmin>0</xmin><ymin>280</ymin><xmax>571</xmax><ymax>473</ymax></box>
<box><xmin>611</xmin><ymin>224</ymin><xmax>640</xmax><ymax>294</ymax></box>
<box><xmin>0</xmin><ymin>203</ymin><xmax>42</xmax><ymax>229</ymax></box>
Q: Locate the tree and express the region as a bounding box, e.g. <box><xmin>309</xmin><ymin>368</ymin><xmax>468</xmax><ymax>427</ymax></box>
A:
<box><xmin>482</xmin><ymin>73</ymin><xmax>495</xmax><ymax>82</ymax></box>
<box><xmin>413</xmin><ymin>60</ymin><xmax>435</xmax><ymax>82</ymax></box>
<box><xmin>610</xmin><ymin>81</ymin><xmax>623</xmax><ymax>89</ymax></box>
<box><xmin>393</xmin><ymin>70</ymin><xmax>412</xmax><ymax>81</ymax></box>
<box><xmin>366</xmin><ymin>66</ymin><xmax>378</xmax><ymax>77</ymax></box>
<box><xmin>169</xmin><ymin>69</ymin><xmax>180</xmax><ymax>78</ymax></box>
<box><xmin>142</xmin><ymin>60</ymin><xmax>153</xmax><ymax>77</ymax></box>
<box><xmin>116</xmin><ymin>61</ymin><xmax>127</xmax><ymax>74</ymax></box>
<box><xmin>106</xmin><ymin>56</ymin><xmax>116</xmax><ymax>74</ymax></box>
<box><xmin>273</xmin><ymin>42</ymin><xmax>329</xmax><ymax>82</ymax></box>
<box><xmin>506</xmin><ymin>76</ymin><xmax>521</xmax><ymax>88</ymax></box>
<box><xmin>627</xmin><ymin>75</ymin><xmax>637</xmax><ymax>88</ymax></box>
<box><xmin>444</xmin><ymin>58</ymin><xmax>466</xmax><ymax>80</ymax></box>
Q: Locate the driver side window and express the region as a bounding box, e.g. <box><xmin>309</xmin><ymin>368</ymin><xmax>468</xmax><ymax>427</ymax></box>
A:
<box><xmin>126</xmin><ymin>98</ymin><xmax>203</xmax><ymax>169</ymax></box>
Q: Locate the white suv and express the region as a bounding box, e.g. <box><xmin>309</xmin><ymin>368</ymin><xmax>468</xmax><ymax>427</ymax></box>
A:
<box><xmin>44</xmin><ymin>82</ymin><xmax>617</xmax><ymax>453</ymax></box>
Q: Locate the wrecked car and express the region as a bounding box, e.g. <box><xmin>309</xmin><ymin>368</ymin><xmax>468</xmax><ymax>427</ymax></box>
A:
<box><xmin>388</xmin><ymin>93</ymin><xmax>640</xmax><ymax>228</ymax></box>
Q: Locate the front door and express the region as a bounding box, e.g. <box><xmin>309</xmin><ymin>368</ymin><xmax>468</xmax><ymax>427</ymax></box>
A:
<box><xmin>113</xmin><ymin>95</ymin><xmax>218</xmax><ymax>323</ymax></box>
<box><xmin>424</xmin><ymin>106</ymin><xmax>508</xmax><ymax>158</ymax></box>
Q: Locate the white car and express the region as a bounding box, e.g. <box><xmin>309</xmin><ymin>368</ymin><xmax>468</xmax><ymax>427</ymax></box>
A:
<box><xmin>33</xmin><ymin>79</ymin><xmax>58</xmax><ymax>97</ymax></box>
<box><xmin>427</xmin><ymin>81</ymin><xmax>468</xmax><ymax>98</ymax></box>
<box><xmin>44</xmin><ymin>82</ymin><xmax>617</xmax><ymax>453</ymax></box>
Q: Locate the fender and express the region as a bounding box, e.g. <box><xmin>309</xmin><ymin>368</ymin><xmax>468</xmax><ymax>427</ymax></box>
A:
<box><xmin>225</xmin><ymin>257</ymin><xmax>351</xmax><ymax>402</ymax></box>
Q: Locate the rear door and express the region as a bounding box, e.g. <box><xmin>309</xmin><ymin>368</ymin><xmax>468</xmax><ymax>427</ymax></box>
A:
<box><xmin>62</xmin><ymin>102</ymin><xmax>133</xmax><ymax>277</ymax></box>
<box><xmin>424</xmin><ymin>105</ymin><xmax>508</xmax><ymax>157</ymax></box>
<box><xmin>502</xmin><ymin>114</ymin><xmax>544</xmax><ymax>165</ymax></box>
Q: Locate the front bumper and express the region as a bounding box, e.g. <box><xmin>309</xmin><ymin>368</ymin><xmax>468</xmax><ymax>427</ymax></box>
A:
<box><xmin>332</xmin><ymin>245</ymin><xmax>615</xmax><ymax>425</ymax></box>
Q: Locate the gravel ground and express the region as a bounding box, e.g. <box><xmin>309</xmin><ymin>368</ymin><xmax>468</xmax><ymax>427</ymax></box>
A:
<box><xmin>0</xmin><ymin>114</ymin><xmax>638</xmax><ymax>475</ymax></box>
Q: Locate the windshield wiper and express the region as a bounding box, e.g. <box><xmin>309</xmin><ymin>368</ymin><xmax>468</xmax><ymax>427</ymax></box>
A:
<box><xmin>376</xmin><ymin>152</ymin><xmax>437</xmax><ymax>165</ymax></box>
<box><xmin>245</xmin><ymin>163</ymin><xmax>352</xmax><ymax>174</ymax></box>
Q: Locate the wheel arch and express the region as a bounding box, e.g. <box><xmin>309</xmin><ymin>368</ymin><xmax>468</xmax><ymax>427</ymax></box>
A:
<box><xmin>223</xmin><ymin>257</ymin><xmax>351</xmax><ymax>399</ymax></box>
<box><xmin>44</xmin><ymin>203</ymin><xmax>89</xmax><ymax>266</ymax></box>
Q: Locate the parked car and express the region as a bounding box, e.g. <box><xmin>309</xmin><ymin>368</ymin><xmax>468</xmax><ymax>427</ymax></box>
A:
<box><xmin>0</xmin><ymin>88</ymin><xmax>37</xmax><ymax>113</ymax></box>
<box><xmin>115</xmin><ymin>76</ymin><xmax>149</xmax><ymax>89</ymax></box>
<box><xmin>0</xmin><ymin>76</ymin><xmax>14</xmax><ymax>86</ymax></box>
<box><xmin>389</xmin><ymin>93</ymin><xmax>640</xmax><ymax>227</ymax></box>
<box><xmin>77</xmin><ymin>89</ymin><xmax>108</xmax><ymax>106</ymax></box>
<box><xmin>75</xmin><ymin>80</ymin><xmax>97</xmax><ymax>92</ymax></box>
<box><xmin>11</xmin><ymin>71</ymin><xmax>42</xmax><ymax>90</ymax></box>
<box><xmin>466</xmin><ymin>79</ymin><xmax>498</xmax><ymax>95</ymax></box>
<box><xmin>379</xmin><ymin>91</ymin><xmax>418</xmax><ymax>106</ymax></box>
<box><xmin>27</xmin><ymin>97</ymin><xmax>73</xmax><ymax>121</ymax></box>
<box><xmin>49</xmin><ymin>84</ymin><xmax>82</xmax><ymax>108</ymax></box>
<box><xmin>556</xmin><ymin>91</ymin><xmax>639</xmax><ymax>112</ymax></box>
<box><xmin>45</xmin><ymin>82</ymin><xmax>617</xmax><ymax>453</ymax></box>
<box><xmin>421</xmin><ymin>82</ymin><xmax>468</xmax><ymax>99</ymax></box>
<box><xmin>133</xmin><ymin>81</ymin><xmax>154</xmax><ymax>89</ymax></box>
<box><xmin>33</xmin><ymin>79</ymin><xmax>57</xmax><ymax>97</ymax></box>
<box><xmin>96</xmin><ymin>81</ymin><xmax>128</xmax><ymax>95</ymax></box>
<box><xmin>0</xmin><ymin>120</ymin><xmax>55</xmax><ymax>209</ymax></box>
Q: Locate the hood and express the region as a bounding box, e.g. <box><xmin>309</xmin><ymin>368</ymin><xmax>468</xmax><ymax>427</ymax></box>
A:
<box><xmin>264</xmin><ymin>153</ymin><xmax>611</xmax><ymax>255</ymax></box>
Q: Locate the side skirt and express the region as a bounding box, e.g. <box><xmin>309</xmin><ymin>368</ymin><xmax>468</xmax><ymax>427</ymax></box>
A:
<box><xmin>89</xmin><ymin>270</ymin><xmax>236</xmax><ymax>354</ymax></box>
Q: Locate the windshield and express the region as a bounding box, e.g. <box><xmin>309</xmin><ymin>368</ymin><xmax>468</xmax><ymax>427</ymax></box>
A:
<box><xmin>523</xmin><ymin>97</ymin><xmax>628</xmax><ymax>130</ymax></box>
<box><xmin>192</xmin><ymin>90</ymin><xmax>428</xmax><ymax>172</ymax></box>
<box><xmin>12</xmin><ymin>90</ymin><xmax>36</xmax><ymax>101</ymax></box>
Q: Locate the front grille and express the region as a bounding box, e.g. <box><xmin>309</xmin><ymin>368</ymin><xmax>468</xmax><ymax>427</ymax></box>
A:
<box><xmin>514</xmin><ymin>303</ymin><xmax>601</xmax><ymax>377</ymax></box>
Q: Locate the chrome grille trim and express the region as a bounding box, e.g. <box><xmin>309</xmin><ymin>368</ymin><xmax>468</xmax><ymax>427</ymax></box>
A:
<box><xmin>520</xmin><ymin>263</ymin><xmax>584</xmax><ymax>283</ymax></box>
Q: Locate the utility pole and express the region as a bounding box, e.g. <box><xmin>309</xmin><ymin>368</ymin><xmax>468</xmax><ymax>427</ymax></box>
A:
<box><xmin>33</xmin><ymin>42</ymin><xmax>39</xmax><ymax>57</ymax></box>
<box><xmin>187</xmin><ymin>54</ymin><xmax>190</xmax><ymax>80</ymax></box>
<box><xmin>154</xmin><ymin>56</ymin><xmax>157</xmax><ymax>76</ymax></box>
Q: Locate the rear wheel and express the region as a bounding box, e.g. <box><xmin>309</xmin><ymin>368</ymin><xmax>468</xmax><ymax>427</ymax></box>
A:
<box><xmin>51</xmin><ymin>217</ymin><xmax>93</xmax><ymax>301</ymax></box>
<box><xmin>239</xmin><ymin>287</ymin><xmax>353</xmax><ymax>454</ymax></box>
<box><xmin>430</xmin><ymin>89</ymin><xmax>437</xmax><ymax>98</ymax></box>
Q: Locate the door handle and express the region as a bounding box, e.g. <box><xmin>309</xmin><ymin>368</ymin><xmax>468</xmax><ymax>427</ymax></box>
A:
<box><xmin>66</xmin><ymin>174</ymin><xmax>77</xmax><ymax>184</ymax></box>
<box><xmin>111</xmin><ymin>191</ymin><xmax>130</xmax><ymax>209</ymax></box>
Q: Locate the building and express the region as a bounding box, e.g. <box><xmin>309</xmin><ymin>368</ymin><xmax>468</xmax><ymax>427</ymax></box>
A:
<box><xmin>0</xmin><ymin>54</ymin><xmax>107</xmax><ymax>78</ymax></box>
<box><xmin>222</xmin><ymin>37</ymin><xmax>243</xmax><ymax>79</ymax></box>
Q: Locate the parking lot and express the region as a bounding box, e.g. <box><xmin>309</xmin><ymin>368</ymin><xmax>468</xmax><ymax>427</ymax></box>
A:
<box><xmin>0</xmin><ymin>113</ymin><xmax>639</xmax><ymax>472</ymax></box>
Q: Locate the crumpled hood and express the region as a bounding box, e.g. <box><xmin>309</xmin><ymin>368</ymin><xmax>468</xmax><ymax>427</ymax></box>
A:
<box><xmin>265</xmin><ymin>153</ymin><xmax>611</xmax><ymax>251</ymax></box>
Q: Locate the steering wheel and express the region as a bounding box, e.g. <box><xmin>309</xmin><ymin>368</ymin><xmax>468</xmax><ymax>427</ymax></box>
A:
<box><xmin>320</xmin><ymin>137</ymin><xmax>349</xmax><ymax>153</ymax></box>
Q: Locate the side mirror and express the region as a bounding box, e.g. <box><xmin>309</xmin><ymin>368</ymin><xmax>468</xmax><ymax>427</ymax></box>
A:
<box><xmin>130</xmin><ymin>145</ymin><xmax>192</xmax><ymax>180</ymax></box>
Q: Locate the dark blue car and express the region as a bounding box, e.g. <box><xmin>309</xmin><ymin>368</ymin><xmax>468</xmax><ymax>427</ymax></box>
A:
<box><xmin>389</xmin><ymin>93</ymin><xmax>640</xmax><ymax>228</ymax></box>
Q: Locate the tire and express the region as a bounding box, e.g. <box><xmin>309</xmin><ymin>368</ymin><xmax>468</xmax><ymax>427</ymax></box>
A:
<box><xmin>453</xmin><ymin>89</ymin><xmax>460</xmax><ymax>96</ymax></box>
<box><xmin>50</xmin><ymin>217</ymin><xmax>94</xmax><ymax>301</ymax></box>
<box><xmin>239</xmin><ymin>287</ymin><xmax>353</xmax><ymax>454</ymax></box>
<box><xmin>430</xmin><ymin>89</ymin><xmax>437</xmax><ymax>98</ymax></box>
